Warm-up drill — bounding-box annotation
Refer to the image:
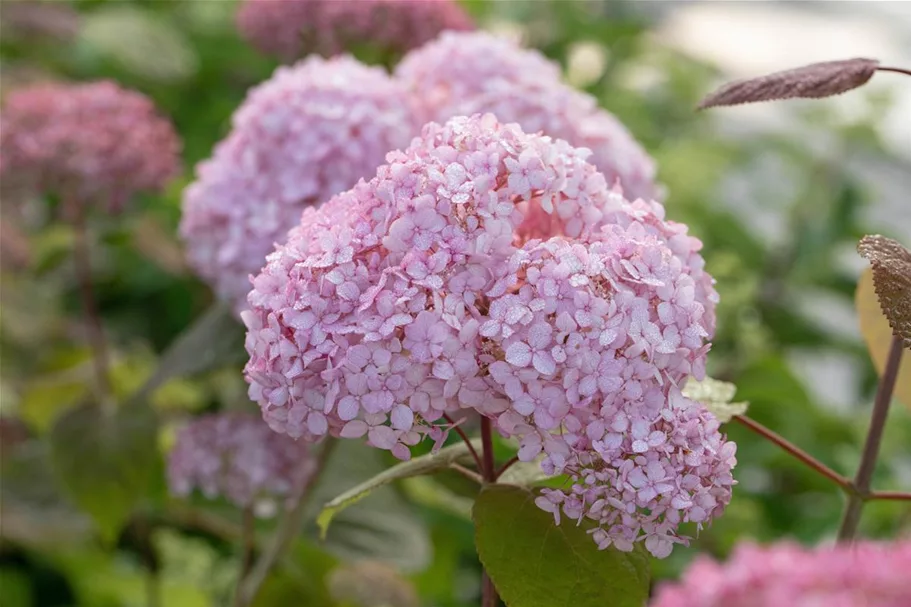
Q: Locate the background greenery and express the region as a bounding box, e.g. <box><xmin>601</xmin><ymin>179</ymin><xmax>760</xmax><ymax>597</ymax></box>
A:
<box><xmin>1</xmin><ymin>1</ymin><xmax>909</xmax><ymax>606</ymax></box>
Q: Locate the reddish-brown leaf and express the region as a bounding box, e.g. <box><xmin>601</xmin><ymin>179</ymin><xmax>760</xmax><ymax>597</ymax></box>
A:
<box><xmin>699</xmin><ymin>58</ymin><xmax>880</xmax><ymax>110</ymax></box>
<box><xmin>857</xmin><ymin>235</ymin><xmax>911</xmax><ymax>349</ymax></box>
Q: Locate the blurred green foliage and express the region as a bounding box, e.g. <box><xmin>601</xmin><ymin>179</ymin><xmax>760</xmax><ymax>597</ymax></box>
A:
<box><xmin>1</xmin><ymin>1</ymin><xmax>909</xmax><ymax>605</ymax></box>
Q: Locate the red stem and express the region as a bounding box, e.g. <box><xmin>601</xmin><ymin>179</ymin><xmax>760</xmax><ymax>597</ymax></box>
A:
<box><xmin>732</xmin><ymin>415</ymin><xmax>851</xmax><ymax>489</ymax></box>
<box><xmin>72</xmin><ymin>206</ymin><xmax>113</xmax><ymax>409</ymax></box>
<box><xmin>443</xmin><ymin>413</ymin><xmax>483</xmax><ymax>472</ymax></box>
<box><xmin>838</xmin><ymin>336</ymin><xmax>904</xmax><ymax>541</ymax></box>
<box><xmin>233</xmin><ymin>506</ymin><xmax>256</xmax><ymax>607</ymax></box>
<box><xmin>480</xmin><ymin>417</ymin><xmax>499</xmax><ymax>607</ymax></box>
<box><xmin>869</xmin><ymin>491</ymin><xmax>911</xmax><ymax>502</ymax></box>
<box><xmin>494</xmin><ymin>456</ymin><xmax>519</xmax><ymax>481</ymax></box>
<box><xmin>480</xmin><ymin>417</ymin><xmax>496</xmax><ymax>483</ymax></box>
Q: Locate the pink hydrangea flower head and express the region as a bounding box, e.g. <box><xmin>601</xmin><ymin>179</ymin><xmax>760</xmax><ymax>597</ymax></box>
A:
<box><xmin>0</xmin><ymin>80</ymin><xmax>180</xmax><ymax>211</ymax></box>
<box><xmin>243</xmin><ymin>113</ymin><xmax>622</xmax><ymax>451</ymax></box>
<box><xmin>243</xmin><ymin>114</ymin><xmax>730</xmax><ymax>555</ymax></box>
<box><xmin>395</xmin><ymin>31</ymin><xmax>659</xmax><ymax>203</ymax></box>
<box><xmin>651</xmin><ymin>539</ymin><xmax>911</xmax><ymax>607</ymax></box>
<box><xmin>167</xmin><ymin>412</ymin><xmax>315</xmax><ymax>512</ymax></box>
<box><xmin>489</xmin><ymin>235</ymin><xmax>732</xmax><ymax>557</ymax></box>
<box><xmin>237</xmin><ymin>0</ymin><xmax>473</xmax><ymax>62</ymax></box>
<box><xmin>180</xmin><ymin>55</ymin><xmax>418</xmax><ymax>312</ymax></box>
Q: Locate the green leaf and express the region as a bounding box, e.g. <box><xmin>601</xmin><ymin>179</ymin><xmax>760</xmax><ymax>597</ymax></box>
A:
<box><xmin>49</xmin><ymin>403</ymin><xmax>159</xmax><ymax>543</ymax></box>
<box><xmin>473</xmin><ymin>485</ymin><xmax>650</xmax><ymax>607</ymax></box>
<box><xmin>305</xmin><ymin>441</ymin><xmax>433</xmax><ymax>571</ymax></box>
<box><xmin>50</xmin><ymin>542</ymin><xmax>211</xmax><ymax>607</ymax></box>
<box><xmin>0</xmin><ymin>438</ymin><xmax>93</xmax><ymax>548</ymax></box>
<box><xmin>400</xmin><ymin>476</ymin><xmax>474</xmax><ymax>519</ymax></box>
<box><xmin>316</xmin><ymin>439</ymin><xmax>481</xmax><ymax>538</ymax></box>
<box><xmin>682</xmin><ymin>376</ymin><xmax>749</xmax><ymax>422</ymax></box>
<box><xmin>128</xmin><ymin>302</ymin><xmax>244</xmax><ymax>406</ymax></box>
<box><xmin>0</xmin><ymin>569</ymin><xmax>32</xmax><ymax>607</ymax></box>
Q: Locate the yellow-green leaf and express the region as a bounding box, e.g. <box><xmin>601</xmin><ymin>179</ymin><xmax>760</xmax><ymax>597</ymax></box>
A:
<box><xmin>856</xmin><ymin>268</ymin><xmax>911</xmax><ymax>407</ymax></box>
<box><xmin>682</xmin><ymin>376</ymin><xmax>749</xmax><ymax>422</ymax></box>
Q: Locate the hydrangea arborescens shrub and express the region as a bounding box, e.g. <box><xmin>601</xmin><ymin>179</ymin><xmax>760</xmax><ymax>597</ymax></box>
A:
<box><xmin>243</xmin><ymin>114</ymin><xmax>734</xmax><ymax>557</ymax></box>
<box><xmin>180</xmin><ymin>56</ymin><xmax>417</xmax><ymax>313</ymax></box>
<box><xmin>395</xmin><ymin>31</ymin><xmax>660</xmax><ymax>202</ymax></box>
<box><xmin>651</xmin><ymin>540</ymin><xmax>911</xmax><ymax>607</ymax></box>
<box><xmin>0</xmin><ymin>80</ymin><xmax>180</xmax><ymax>211</ymax></box>
<box><xmin>167</xmin><ymin>412</ymin><xmax>316</xmax><ymax>513</ymax></box>
<box><xmin>236</xmin><ymin>0</ymin><xmax>472</xmax><ymax>63</ymax></box>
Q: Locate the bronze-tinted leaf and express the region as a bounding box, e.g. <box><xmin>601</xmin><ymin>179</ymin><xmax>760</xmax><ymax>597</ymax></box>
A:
<box><xmin>857</xmin><ymin>235</ymin><xmax>911</xmax><ymax>349</ymax></box>
<box><xmin>699</xmin><ymin>58</ymin><xmax>879</xmax><ymax>109</ymax></box>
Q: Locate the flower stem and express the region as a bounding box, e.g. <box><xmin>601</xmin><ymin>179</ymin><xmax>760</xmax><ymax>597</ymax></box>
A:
<box><xmin>480</xmin><ymin>417</ymin><xmax>496</xmax><ymax>484</ymax></box>
<box><xmin>732</xmin><ymin>415</ymin><xmax>851</xmax><ymax>489</ymax></box>
<box><xmin>72</xmin><ymin>206</ymin><xmax>113</xmax><ymax>411</ymax></box>
<box><xmin>495</xmin><ymin>455</ymin><xmax>519</xmax><ymax>481</ymax></box>
<box><xmin>869</xmin><ymin>491</ymin><xmax>911</xmax><ymax>501</ymax></box>
<box><xmin>479</xmin><ymin>417</ymin><xmax>499</xmax><ymax>607</ymax></box>
<box><xmin>236</xmin><ymin>437</ymin><xmax>337</xmax><ymax>606</ymax></box>
<box><xmin>838</xmin><ymin>335</ymin><xmax>904</xmax><ymax>541</ymax></box>
<box><xmin>451</xmin><ymin>463</ymin><xmax>484</xmax><ymax>485</ymax></box>
<box><xmin>233</xmin><ymin>506</ymin><xmax>256</xmax><ymax>607</ymax></box>
<box><xmin>145</xmin><ymin>569</ymin><xmax>160</xmax><ymax>607</ymax></box>
<box><xmin>443</xmin><ymin>413</ymin><xmax>483</xmax><ymax>472</ymax></box>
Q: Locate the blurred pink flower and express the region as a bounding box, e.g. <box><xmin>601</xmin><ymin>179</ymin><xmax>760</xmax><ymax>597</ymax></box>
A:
<box><xmin>237</xmin><ymin>0</ymin><xmax>472</xmax><ymax>62</ymax></box>
<box><xmin>395</xmin><ymin>31</ymin><xmax>660</xmax><ymax>203</ymax></box>
<box><xmin>180</xmin><ymin>55</ymin><xmax>417</xmax><ymax>312</ymax></box>
<box><xmin>167</xmin><ymin>412</ymin><xmax>315</xmax><ymax>512</ymax></box>
<box><xmin>652</xmin><ymin>540</ymin><xmax>911</xmax><ymax>607</ymax></box>
<box><xmin>0</xmin><ymin>80</ymin><xmax>180</xmax><ymax>211</ymax></box>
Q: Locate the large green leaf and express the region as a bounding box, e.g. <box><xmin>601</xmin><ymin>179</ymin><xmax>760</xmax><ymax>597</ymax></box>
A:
<box><xmin>128</xmin><ymin>302</ymin><xmax>244</xmax><ymax>406</ymax></box>
<box><xmin>0</xmin><ymin>438</ymin><xmax>92</xmax><ymax>548</ymax></box>
<box><xmin>49</xmin><ymin>541</ymin><xmax>210</xmax><ymax>607</ymax></box>
<box><xmin>49</xmin><ymin>403</ymin><xmax>159</xmax><ymax>543</ymax></box>
<box><xmin>473</xmin><ymin>485</ymin><xmax>650</xmax><ymax>607</ymax></box>
<box><xmin>315</xmin><ymin>439</ymin><xmax>481</xmax><ymax>539</ymax></box>
<box><xmin>306</xmin><ymin>441</ymin><xmax>439</xmax><ymax>572</ymax></box>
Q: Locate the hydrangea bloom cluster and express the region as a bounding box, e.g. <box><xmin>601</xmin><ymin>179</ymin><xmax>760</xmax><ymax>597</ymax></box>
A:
<box><xmin>651</xmin><ymin>540</ymin><xmax>911</xmax><ymax>607</ymax></box>
<box><xmin>167</xmin><ymin>412</ymin><xmax>315</xmax><ymax>512</ymax></box>
<box><xmin>0</xmin><ymin>81</ymin><xmax>180</xmax><ymax>211</ymax></box>
<box><xmin>236</xmin><ymin>0</ymin><xmax>472</xmax><ymax>62</ymax></box>
<box><xmin>243</xmin><ymin>114</ymin><xmax>730</xmax><ymax>556</ymax></box>
<box><xmin>180</xmin><ymin>56</ymin><xmax>417</xmax><ymax>312</ymax></box>
<box><xmin>395</xmin><ymin>31</ymin><xmax>659</xmax><ymax>202</ymax></box>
